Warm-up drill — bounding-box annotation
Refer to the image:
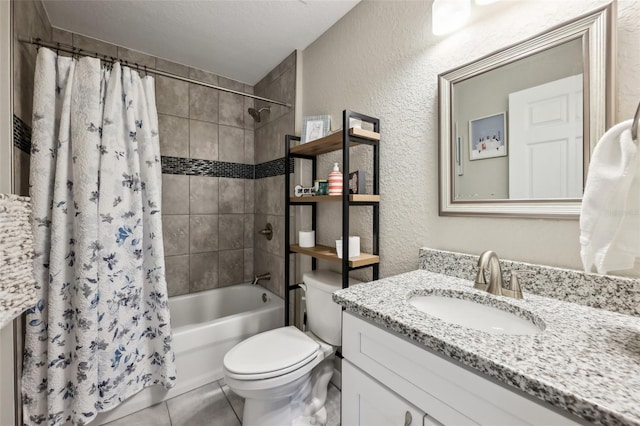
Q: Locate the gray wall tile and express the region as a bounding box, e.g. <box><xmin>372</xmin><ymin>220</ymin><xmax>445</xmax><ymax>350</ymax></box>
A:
<box><xmin>219</xmin><ymin>92</ymin><xmax>244</xmax><ymax>128</ymax></box>
<box><xmin>254</xmin><ymin>249</ymin><xmax>284</xmax><ymax>298</ymax></box>
<box><xmin>244</xmin><ymin>180</ymin><xmax>254</xmax><ymax>214</ymax></box>
<box><xmin>219</xmin><ymin>214</ymin><xmax>244</xmax><ymax>250</ymax></box>
<box><xmin>158</xmin><ymin>114</ymin><xmax>189</xmax><ymax>157</ymax></box>
<box><xmin>244</xmin><ymin>214</ymin><xmax>254</xmax><ymax>248</ymax></box>
<box><xmin>156</xmin><ymin>58</ymin><xmax>190</xmax><ymax>77</ymax></box>
<box><xmin>51</xmin><ymin>28</ymin><xmax>73</xmax><ymax>45</ymax></box>
<box><xmin>243</xmin><ymin>97</ymin><xmax>254</xmax><ymax>130</ymax></box>
<box><xmin>265</xmin><ymin>175</ymin><xmax>285</xmax><ymax>216</ymax></box>
<box><xmin>254</xmin><ymin>178</ymin><xmax>267</xmax><ymax>215</ymax></box>
<box><xmin>189</xmin><ymin>120</ymin><xmax>218</xmax><ymax>161</ymax></box>
<box><xmin>190</xmin><ymin>68</ymin><xmax>219</xmax><ymax>85</ymax></box>
<box><xmin>244</xmin><ymin>130</ymin><xmax>254</xmax><ymax>165</ymax></box>
<box><xmin>255</xmin><ymin>110</ymin><xmax>294</xmax><ymax>164</ymax></box>
<box><xmin>243</xmin><ymin>248</ymin><xmax>254</xmax><ymax>284</ymax></box>
<box><xmin>162</xmin><ymin>174</ymin><xmax>189</xmax><ymax>214</ymax></box>
<box><xmin>72</xmin><ymin>33</ymin><xmax>118</xmax><ymax>58</ymax></box>
<box><xmin>189</xmin><ymin>252</ymin><xmax>219</xmax><ymax>292</ymax></box>
<box><xmin>165</xmin><ymin>255</ymin><xmax>190</xmax><ymax>297</ymax></box>
<box><xmin>219</xmin><ymin>178</ymin><xmax>245</xmax><ymax>213</ymax></box>
<box><xmin>13</xmin><ymin>0</ymin><xmax>52</xmax><ymax>124</ymax></box>
<box><xmin>190</xmin><ymin>176</ymin><xmax>219</xmax><ymax>215</ymax></box>
<box><xmin>218</xmin><ymin>76</ymin><xmax>244</xmax><ymax>92</ymax></box>
<box><xmin>255</xmin><ymin>51</ymin><xmax>296</xmax><ymax>92</ymax></box>
<box><xmin>190</xmin><ymin>215</ymin><xmax>219</xmax><ymax>253</ymax></box>
<box><xmin>117</xmin><ymin>47</ymin><xmax>156</xmax><ymax>68</ymax></box>
<box><xmin>190</xmin><ymin>85</ymin><xmax>219</xmax><ymax>123</ymax></box>
<box><xmin>218</xmin><ymin>125</ymin><xmax>245</xmax><ymax>163</ymax></box>
<box><xmin>13</xmin><ymin>149</ymin><xmax>30</xmax><ymax>197</ymax></box>
<box><xmin>162</xmin><ymin>215</ymin><xmax>190</xmax><ymax>256</ymax></box>
<box><xmin>156</xmin><ymin>76</ymin><xmax>189</xmax><ymax>118</ymax></box>
<box><xmin>219</xmin><ymin>250</ymin><xmax>244</xmax><ymax>286</ymax></box>
<box><xmin>254</xmin><ymin>214</ymin><xmax>283</xmax><ymax>257</ymax></box>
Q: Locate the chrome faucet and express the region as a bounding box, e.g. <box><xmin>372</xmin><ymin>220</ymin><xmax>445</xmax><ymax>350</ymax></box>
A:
<box><xmin>474</xmin><ymin>251</ymin><xmax>533</xmax><ymax>299</ymax></box>
<box><xmin>252</xmin><ymin>272</ymin><xmax>271</xmax><ymax>286</ymax></box>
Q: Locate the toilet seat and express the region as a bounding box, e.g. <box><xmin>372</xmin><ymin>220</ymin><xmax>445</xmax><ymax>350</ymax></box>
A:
<box><xmin>224</xmin><ymin>326</ymin><xmax>321</xmax><ymax>381</ymax></box>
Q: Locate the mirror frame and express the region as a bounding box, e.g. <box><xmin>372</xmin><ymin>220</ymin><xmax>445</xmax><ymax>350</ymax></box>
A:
<box><xmin>438</xmin><ymin>3</ymin><xmax>615</xmax><ymax>219</ymax></box>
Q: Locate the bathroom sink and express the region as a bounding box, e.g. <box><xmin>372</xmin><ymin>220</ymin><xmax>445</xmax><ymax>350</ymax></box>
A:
<box><xmin>409</xmin><ymin>295</ymin><xmax>542</xmax><ymax>335</ymax></box>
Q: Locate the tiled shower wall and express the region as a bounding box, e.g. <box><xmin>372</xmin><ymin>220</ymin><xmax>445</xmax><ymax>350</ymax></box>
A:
<box><xmin>11</xmin><ymin>5</ymin><xmax>273</xmax><ymax>298</ymax></box>
<box><xmin>253</xmin><ymin>52</ymin><xmax>297</xmax><ymax>300</ymax></box>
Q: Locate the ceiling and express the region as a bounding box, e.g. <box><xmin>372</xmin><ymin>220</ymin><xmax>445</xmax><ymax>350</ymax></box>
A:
<box><xmin>42</xmin><ymin>0</ymin><xmax>360</xmax><ymax>85</ymax></box>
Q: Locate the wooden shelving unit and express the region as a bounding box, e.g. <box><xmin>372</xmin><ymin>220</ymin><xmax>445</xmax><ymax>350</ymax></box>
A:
<box><xmin>289</xmin><ymin>244</ymin><xmax>380</xmax><ymax>268</ymax></box>
<box><xmin>284</xmin><ymin>110</ymin><xmax>381</xmax><ymax>326</ymax></box>
<box><xmin>290</xmin><ymin>194</ymin><xmax>380</xmax><ymax>204</ymax></box>
<box><xmin>289</xmin><ymin>128</ymin><xmax>380</xmax><ymax>157</ymax></box>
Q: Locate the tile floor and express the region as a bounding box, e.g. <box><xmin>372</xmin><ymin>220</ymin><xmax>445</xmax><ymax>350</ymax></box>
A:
<box><xmin>104</xmin><ymin>379</ymin><xmax>341</xmax><ymax>426</ymax></box>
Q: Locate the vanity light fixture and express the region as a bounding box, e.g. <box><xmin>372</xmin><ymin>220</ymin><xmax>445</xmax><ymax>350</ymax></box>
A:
<box><xmin>432</xmin><ymin>0</ymin><xmax>471</xmax><ymax>36</ymax></box>
<box><xmin>475</xmin><ymin>0</ymin><xmax>500</xmax><ymax>5</ymax></box>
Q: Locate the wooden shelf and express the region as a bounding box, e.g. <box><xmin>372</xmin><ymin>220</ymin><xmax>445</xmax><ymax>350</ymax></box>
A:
<box><xmin>290</xmin><ymin>128</ymin><xmax>380</xmax><ymax>157</ymax></box>
<box><xmin>290</xmin><ymin>244</ymin><xmax>380</xmax><ymax>268</ymax></box>
<box><xmin>290</xmin><ymin>194</ymin><xmax>380</xmax><ymax>204</ymax></box>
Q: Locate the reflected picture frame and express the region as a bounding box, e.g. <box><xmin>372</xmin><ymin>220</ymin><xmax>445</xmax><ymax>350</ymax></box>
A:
<box><xmin>302</xmin><ymin>115</ymin><xmax>331</xmax><ymax>144</ymax></box>
<box><xmin>469</xmin><ymin>112</ymin><xmax>507</xmax><ymax>161</ymax></box>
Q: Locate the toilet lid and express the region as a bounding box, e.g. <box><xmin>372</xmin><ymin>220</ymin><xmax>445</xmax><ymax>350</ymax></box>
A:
<box><xmin>224</xmin><ymin>326</ymin><xmax>320</xmax><ymax>378</ymax></box>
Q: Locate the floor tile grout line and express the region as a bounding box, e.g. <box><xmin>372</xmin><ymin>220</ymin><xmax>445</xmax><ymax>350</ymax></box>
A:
<box><xmin>164</xmin><ymin>401</ymin><xmax>174</xmax><ymax>426</ymax></box>
<box><xmin>217</xmin><ymin>379</ymin><xmax>242</xmax><ymax>425</ymax></box>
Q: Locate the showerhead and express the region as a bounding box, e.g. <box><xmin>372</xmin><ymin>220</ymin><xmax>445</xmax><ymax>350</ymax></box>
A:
<box><xmin>248</xmin><ymin>107</ymin><xmax>271</xmax><ymax>122</ymax></box>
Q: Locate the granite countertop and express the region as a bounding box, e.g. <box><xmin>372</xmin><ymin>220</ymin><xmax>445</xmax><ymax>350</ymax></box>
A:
<box><xmin>333</xmin><ymin>269</ymin><xmax>640</xmax><ymax>426</ymax></box>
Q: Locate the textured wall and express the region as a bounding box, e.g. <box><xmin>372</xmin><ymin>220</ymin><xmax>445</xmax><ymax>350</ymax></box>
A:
<box><xmin>302</xmin><ymin>0</ymin><xmax>640</xmax><ymax>277</ymax></box>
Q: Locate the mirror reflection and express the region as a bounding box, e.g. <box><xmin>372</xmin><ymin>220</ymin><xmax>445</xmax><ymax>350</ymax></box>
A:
<box><xmin>453</xmin><ymin>38</ymin><xmax>584</xmax><ymax>201</ymax></box>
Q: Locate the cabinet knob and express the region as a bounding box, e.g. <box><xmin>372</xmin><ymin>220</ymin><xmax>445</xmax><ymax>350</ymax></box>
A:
<box><xmin>404</xmin><ymin>411</ymin><xmax>412</xmax><ymax>426</ymax></box>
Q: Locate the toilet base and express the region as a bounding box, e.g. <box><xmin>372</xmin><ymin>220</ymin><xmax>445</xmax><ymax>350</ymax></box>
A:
<box><xmin>240</xmin><ymin>357</ymin><xmax>335</xmax><ymax>426</ymax></box>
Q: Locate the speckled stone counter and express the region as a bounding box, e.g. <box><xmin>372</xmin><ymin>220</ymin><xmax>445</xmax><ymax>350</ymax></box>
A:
<box><xmin>333</xmin><ymin>270</ymin><xmax>640</xmax><ymax>425</ymax></box>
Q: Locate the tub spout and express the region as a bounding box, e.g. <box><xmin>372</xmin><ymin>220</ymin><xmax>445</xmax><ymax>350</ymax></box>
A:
<box><xmin>252</xmin><ymin>272</ymin><xmax>271</xmax><ymax>285</ymax></box>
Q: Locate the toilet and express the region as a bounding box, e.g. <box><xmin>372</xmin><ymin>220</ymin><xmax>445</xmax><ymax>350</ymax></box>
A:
<box><xmin>223</xmin><ymin>270</ymin><xmax>360</xmax><ymax>426</ymax></box>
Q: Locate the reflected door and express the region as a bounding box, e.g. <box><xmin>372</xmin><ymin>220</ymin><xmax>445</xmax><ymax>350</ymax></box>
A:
<box><xmin>508</xmin><ymin>74</ymin><xmax>583</xmax><ymax>199</ymax></box>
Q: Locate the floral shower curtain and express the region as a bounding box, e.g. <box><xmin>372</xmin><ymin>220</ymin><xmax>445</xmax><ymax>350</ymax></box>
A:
<box><xmin>22</xmin><ymin>48</ymin><xmax>176</xmax><ymax>425</ymax></box>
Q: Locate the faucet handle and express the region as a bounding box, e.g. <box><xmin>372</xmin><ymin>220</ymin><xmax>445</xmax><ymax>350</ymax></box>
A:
<box><xmin>509</xmin><ymin>270</ymin><xmax>535</xmax><ymax>299</ymax></box>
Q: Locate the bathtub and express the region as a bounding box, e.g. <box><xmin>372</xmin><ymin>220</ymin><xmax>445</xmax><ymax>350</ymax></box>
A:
<box><xmin>96</xmin><ymin>284</ymin><xmax>284</xmax><ymax>424</ymax></box>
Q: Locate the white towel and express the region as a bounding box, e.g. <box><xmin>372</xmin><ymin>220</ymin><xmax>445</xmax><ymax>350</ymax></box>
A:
<box><xmin>0</xmin><ymin>193</ymin><xmax>37</xmax><ymax>329</ymax></box>
<box><xmin>580</xmin><ymin>119</ymin><xmax>640</xmax><ymax>274</ymax></box>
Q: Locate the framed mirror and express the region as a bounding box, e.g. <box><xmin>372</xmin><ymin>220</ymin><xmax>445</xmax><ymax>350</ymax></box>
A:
<box><xmin>438</xmin><ymin>4</ymin><xmax>615</xmax><ymax>218</ymax></box>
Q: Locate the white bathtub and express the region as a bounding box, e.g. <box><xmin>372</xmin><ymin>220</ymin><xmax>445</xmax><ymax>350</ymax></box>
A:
<box><xmin>96</xmin><ymin>284</ymin><xmax>284</xmax><ymax>424</ymax></box>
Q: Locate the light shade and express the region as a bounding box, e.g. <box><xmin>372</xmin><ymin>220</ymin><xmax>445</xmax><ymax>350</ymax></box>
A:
<box><xmin>475</xmin><ymin>0</ymin><xmax>500</xmax><ymax>4</ymax></box>
<box><xmin>432</xmin><ymin>0</ymin><xmax>471</xmax><ymax>36</ymax></box>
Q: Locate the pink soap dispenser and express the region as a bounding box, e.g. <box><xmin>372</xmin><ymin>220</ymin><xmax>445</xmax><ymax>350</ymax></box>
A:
<box><xmin>328</xmin><ymin>163</ymin><xmax>343</xmax><ymax>196</ymax></box>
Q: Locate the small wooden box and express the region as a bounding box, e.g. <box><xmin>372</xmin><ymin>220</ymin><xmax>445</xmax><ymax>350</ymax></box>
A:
<box><xmin>349</xmin><ymin>170</ymin><xmax>366</xmax><ymax>194</ymax></box>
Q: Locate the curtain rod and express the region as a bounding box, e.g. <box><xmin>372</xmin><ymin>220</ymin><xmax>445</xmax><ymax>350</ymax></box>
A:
<box><xmin>18</xmin><ymin>36</ymin><xmax>293</xmax><ymax>108</ymax></box>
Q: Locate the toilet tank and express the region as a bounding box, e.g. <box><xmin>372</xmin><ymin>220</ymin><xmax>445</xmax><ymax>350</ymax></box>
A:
<box><xmin>303</xmin><ymin>270</ymin><xmax>362</xmax><ymax>346</ymax></box>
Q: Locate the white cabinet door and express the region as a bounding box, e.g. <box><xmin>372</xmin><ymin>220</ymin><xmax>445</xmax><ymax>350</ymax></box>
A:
<box><xmin>508</xmin><ymin>74</ymin><xmax>583</xmax><ymax>199</ymax></box>
<box><xmin>342</xmin><ymin>360</ymin><xmax>439</xmax><ymax>426</ymax></box>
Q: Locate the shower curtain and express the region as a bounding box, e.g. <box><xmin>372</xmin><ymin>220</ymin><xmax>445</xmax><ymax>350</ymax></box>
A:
<box><xmin>22</xmin><ymin>48</ymin><xmax>176</xmax><ymax>425</ymax></box>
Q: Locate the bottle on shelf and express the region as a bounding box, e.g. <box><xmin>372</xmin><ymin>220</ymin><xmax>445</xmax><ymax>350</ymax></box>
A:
<box><xmin>328</xmin><ymin>163</ymin><xmax>343</xmax><ymax>196</ymax></box>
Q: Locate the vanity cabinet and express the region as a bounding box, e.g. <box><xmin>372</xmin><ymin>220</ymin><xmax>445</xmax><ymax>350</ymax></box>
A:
<box><xmin>343</xmin><ymin>360</ymin><xmax>442</xmax><ymax>426</ymax></box>
<box><xmin>341</xmin><ymin>312</ymin><xmax>582</xmax><ymax>426</ymax></box>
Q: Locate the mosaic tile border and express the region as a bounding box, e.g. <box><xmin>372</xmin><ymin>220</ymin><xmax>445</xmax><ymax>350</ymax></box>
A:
<box><xmin>418</xmin><ymin>247</ymin><xmax>640</xmax><ymax>317</ymax></box>
<box><xmin>254</xmin><ymin>157</ymin><xmax>294</xmax><ymax>179</ymax></box>
<box><xmin>13</xmin><ymin>115</ymin><xmax>32</xmax><ymax>154</ymax></box>
<box><xmin>13</xmin><ymin>114</ymin><xmax>294</xmax><ymax>179</ymax></box>
<box><xmin>161</xmin><ymin>156</ymin><xmax>255</xmax><ymax>179</ymax></box>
